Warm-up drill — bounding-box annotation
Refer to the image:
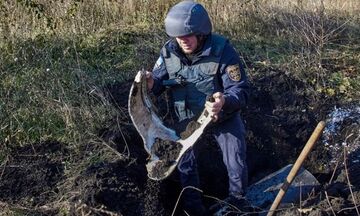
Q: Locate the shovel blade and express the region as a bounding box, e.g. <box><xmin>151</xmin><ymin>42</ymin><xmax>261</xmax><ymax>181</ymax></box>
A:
<box><xmin>245</xmin><ymin>164</ymin><xmax>320</xmax><ymax>209</ymax></box>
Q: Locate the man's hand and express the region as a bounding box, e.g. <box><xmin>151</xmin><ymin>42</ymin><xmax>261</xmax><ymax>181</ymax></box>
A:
<box><xmin>145</xmin><ymin>71</ymin><xmax>154</xmax><ymax>90</ymax></box>
<box><xmin>205</xmin><ymin>92</ymin><xmax>225</xmax><ymax>122</ymax></box>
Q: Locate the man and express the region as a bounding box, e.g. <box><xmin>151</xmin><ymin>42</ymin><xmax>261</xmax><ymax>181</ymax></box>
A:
<box><xmin>146</xmin><ymin>1</ymin><xmax>250</xmax><ymax>215</ymax></box>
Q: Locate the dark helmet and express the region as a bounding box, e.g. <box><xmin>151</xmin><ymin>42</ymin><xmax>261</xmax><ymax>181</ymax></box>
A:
<box><xmin>165</xmin><ymin>1</ymin><xmax>212</xmax><ymax>37</ymax></box>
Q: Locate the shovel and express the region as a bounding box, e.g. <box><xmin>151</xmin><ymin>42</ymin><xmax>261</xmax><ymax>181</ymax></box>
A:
<box><xmin>128</xmin><ymin>70</ymin><xmax>213</xmax><ymax>180</ymax></box>
<box><xmin>213</xmin><ymin>122</ymin><xmax>325</xmax><ymax>215</ymax></box>
<box><xmin>246</xmin><ymin>121</ymin><xmax>325</xmax><ymax>214</ymax></box>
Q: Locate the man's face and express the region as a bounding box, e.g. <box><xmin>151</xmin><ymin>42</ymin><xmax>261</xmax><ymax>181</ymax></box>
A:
<box><xmin>176</xmin><ymin>35</ymin><xmax>198</xmax><ymax>54</ymax></box>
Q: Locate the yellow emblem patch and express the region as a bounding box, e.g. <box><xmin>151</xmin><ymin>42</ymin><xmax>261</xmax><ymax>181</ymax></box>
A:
<box><xmin>226</xmin><ymin>64</ymin><xmax>241</xmax><ymax>81</ymax></box>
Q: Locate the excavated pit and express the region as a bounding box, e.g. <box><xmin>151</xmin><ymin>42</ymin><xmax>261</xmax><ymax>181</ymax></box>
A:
<box><xmin>1</xmin><ymin>68</ymin><xmax>359</xmax><ymax>216</ymax></box>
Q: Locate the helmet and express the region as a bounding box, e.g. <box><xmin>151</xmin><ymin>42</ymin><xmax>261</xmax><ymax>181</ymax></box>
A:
<box><xmin>165</xmin><ymin>1</ymin><xmax>212</xmax><ymax>37</ymax></box>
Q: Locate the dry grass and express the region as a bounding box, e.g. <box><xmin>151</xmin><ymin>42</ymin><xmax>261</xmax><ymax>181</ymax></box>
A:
<box><xmin>1</xmin><ymin>0</ymin><xmax>359</xmax><ymax>40</ymax></box>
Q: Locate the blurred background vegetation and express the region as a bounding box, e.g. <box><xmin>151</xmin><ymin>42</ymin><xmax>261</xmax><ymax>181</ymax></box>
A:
<box><xmin>0</xmin><ymin>0</ymin><xmax>359</xmax><ymax>151</ymax></box>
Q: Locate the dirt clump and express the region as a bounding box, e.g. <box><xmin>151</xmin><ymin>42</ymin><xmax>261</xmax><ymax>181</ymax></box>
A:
<box><xmin>147</xmin><ymin>138</ymin><xmax>182</xmax><ymax>179</ymax></box>
<box><xmin>152</xmin><ymin>138</ymin><xmax>182</xmax><ymax>161</ymax></box>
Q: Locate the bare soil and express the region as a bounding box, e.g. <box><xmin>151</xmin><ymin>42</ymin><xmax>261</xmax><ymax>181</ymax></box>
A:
<box><xmin>0</xmin><ymin>68</ymin><xmax>359</xmax><ymax>216</ymax></box>
<box><xmin>0</xmin><ymin>141</ymin><xmax>68</xmax><ymax>215</ymax></box>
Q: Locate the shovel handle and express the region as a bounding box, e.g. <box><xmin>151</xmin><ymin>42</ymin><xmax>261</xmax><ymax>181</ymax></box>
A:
<box><xmin>267</xmin><ymin>121</ymin><xmax>326</xmax><ymax>216</ymax></box>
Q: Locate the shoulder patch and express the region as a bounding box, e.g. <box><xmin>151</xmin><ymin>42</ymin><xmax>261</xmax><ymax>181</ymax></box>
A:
<box><xmin>226</xmin><ymin>64</ymin><xmax>241</xmax><ymax>81</ymax></box>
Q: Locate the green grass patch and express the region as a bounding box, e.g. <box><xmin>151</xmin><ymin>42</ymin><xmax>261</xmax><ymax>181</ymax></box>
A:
<box><xmin>0</xmin><ymin>27</ymin><xmax>166</xmax><ymax>146</ymax></box>
<box><xmin>233</xmin><ymin>34</ymin><xmax>295</xmax><ymax>64</ymax></box>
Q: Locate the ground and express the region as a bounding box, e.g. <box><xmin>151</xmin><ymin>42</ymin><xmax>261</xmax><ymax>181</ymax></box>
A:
<box><xmin>0</xmin><ymin>68</ymin><xmax>359</xmax><ymax>216</ymax></box>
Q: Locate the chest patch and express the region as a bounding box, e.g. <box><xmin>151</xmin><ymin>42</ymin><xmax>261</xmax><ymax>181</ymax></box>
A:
<box><xmin>226</xmin><ymin>64</ymin><xmax>241</xmax><ymax>81</ymax></box>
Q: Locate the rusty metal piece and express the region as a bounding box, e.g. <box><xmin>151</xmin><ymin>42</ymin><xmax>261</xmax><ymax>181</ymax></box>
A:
<box><xmin>128</xmin><ymin>70</ymin><xmax>212</xmax><ymax>180</ymax></box>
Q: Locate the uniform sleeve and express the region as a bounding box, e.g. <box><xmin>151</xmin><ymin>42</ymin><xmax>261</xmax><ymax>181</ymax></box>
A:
<box><xmin>151</xmin><ymin>54</ymin><xmax>169</xmax><ymax>96</ymax></box>
<box><xmin>219</xmin><ymin>44</ymin><xmax>250</xmax><ymax>114</ymax></box>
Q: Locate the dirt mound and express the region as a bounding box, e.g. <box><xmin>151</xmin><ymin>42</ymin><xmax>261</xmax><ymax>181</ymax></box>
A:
<box><xmin>71</xmin><ymin>160</ymin><xmax>147</xmax><ymax>215</ymax></box>
<box><xmin>0</xmin><ymin>141</ymin><xmax>68</xmax><ymax>213</ymax></box>
<box><xmin>244</xmin><ymin>68</ymin><xmax>319</xmax><ymax>181</ymax></box>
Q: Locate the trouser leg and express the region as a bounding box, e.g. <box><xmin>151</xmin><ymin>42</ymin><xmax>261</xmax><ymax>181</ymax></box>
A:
<box><xmin>177</xmin><ymin>148</ymin><xmax>205</xmax><ymax>214</ymax></box>
<box><xmin>213</xmin><ymin>115</ymin><xmax>248</xmax><ymax>196</ymax></box>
